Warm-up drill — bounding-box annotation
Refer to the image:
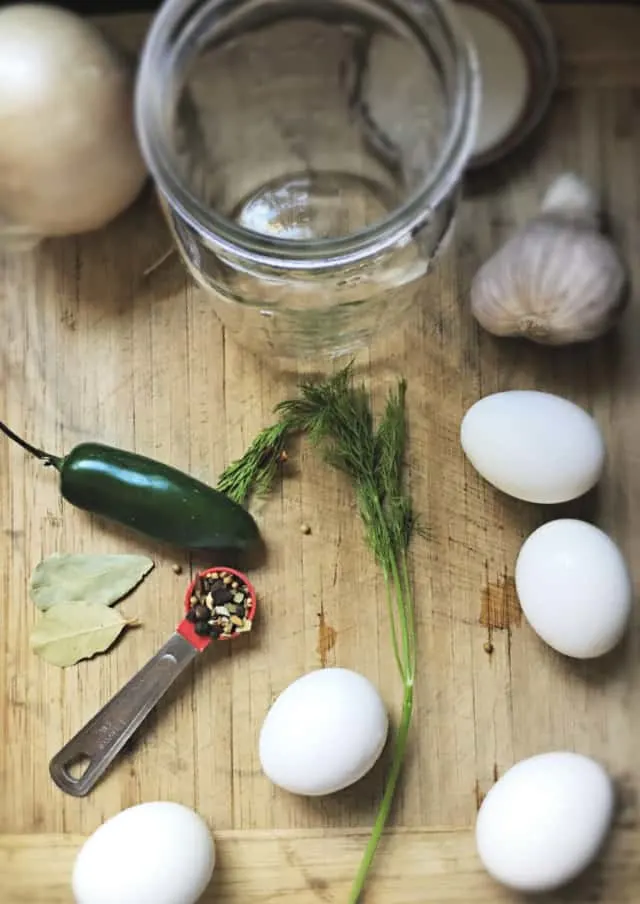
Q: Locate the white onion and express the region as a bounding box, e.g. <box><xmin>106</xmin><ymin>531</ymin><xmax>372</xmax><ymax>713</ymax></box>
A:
<box><xmin>0</xmin><ymin>4</ymin><xmax>147</xmax><ymax>246</ymax></box>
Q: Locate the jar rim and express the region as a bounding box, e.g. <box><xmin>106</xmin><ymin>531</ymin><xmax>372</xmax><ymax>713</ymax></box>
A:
<box><xmin>135</xmin><ymin>0</ymin><xmax>480</xmax><ymax>270</ymax></box>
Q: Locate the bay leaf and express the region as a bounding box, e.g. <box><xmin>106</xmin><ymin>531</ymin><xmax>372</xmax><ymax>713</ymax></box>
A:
<box><xmin>30</xmin><ymin>601</ymin><xmax>137</xmax><ymax>668</ymax></box>
<box><xmin>30</xmin><ymin>554</ymin><xmax>154</xmax><ymax>611</ymax></box>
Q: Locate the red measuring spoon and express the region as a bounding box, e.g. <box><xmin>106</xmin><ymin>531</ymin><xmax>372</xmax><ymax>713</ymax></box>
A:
<box><xmin>49</xmin><ymin>566</ymin><xmax>257</xmax><ymax>797</ymax></box>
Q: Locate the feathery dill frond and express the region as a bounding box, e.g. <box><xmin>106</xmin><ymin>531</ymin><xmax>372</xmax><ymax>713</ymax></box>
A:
<box><xmin>217</xmin><ymin>363</ymin><xmax>419</xmax><ymax>902</ymax></box>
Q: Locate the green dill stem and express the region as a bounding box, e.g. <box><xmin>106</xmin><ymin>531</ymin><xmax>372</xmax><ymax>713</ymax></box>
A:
<box><xmin>382</xmin><ymin>567</ymin><xmax>404</xmax><ymax>677</ymax></box>
<box><xmin>389</xmin><ymin>550</ymin><xmax>411</xmax><ymax>677</ymax></box>
<box><xmin>371</xmin><ymin>492</ymin><xmax>412</xmax><ymax>681</ymax></box>
<box><xmin>345</xmin><ymin>497</ymin><xmax>415</xmax><ymax>902</ymax></box>
<box><xmin>347</xmin><ymin>680</ymin><xmax>414</xmax><ymax>904</ymax></box>
<box><xmin>349</xmin><ymin>485</ymin><xmax>415</xmax><ymax>903</ymax></box>
<box><xmin>401</xmin><ymin>552</ymin><xmax>417</xmax><ymax>682</ymax></box>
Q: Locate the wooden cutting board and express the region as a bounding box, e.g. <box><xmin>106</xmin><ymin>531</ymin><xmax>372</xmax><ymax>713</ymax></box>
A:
<box><xmin>1</xmin><ymin>5</ymin><xmax>639</xmax><ymax>902</ymax></box>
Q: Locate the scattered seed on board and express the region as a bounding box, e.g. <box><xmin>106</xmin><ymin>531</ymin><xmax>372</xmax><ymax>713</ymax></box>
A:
<box><xmin>172</xmin><ymin>563</ymin><xmax>183</xmax><ymax>575</ymax></box>
<box><xmin>300</xmin><ymin>523</ymin><xmax>312</xmax><ymax>535</ymax></box>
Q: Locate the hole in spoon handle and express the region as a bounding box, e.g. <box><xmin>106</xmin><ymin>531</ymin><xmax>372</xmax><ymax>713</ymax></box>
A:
<box><xmin>49</xmin><ymin>747</ymin><xmax>105</xmax><ymax>798</ymax></box>
<box><xmin>49</xmin><ymin>633</ymin><xmax>199</xmax><ymax>797</ymax></box>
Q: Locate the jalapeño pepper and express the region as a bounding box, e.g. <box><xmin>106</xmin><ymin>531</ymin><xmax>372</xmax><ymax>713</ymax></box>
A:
<box><xmin>0</xmin><ymin>421</ymin><xmax>259</xmax><ymax>553</ymax></box>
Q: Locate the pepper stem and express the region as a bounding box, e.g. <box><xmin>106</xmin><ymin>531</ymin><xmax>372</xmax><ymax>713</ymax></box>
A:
<box><xmin>0</xmin><ymin>421</ymin><xmax>63</xmax><ymax>470</ymax></box>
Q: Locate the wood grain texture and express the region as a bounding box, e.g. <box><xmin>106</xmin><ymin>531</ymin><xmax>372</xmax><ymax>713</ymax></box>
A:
<box><xmin>1</xmin><ymin>4</ymin><xmax>639</xmax><ymax>903</ymax></box>
<box><xmin>2</xmin><ymin>828</ymin><xmax>640</xmax><ymax>903</ymax></box>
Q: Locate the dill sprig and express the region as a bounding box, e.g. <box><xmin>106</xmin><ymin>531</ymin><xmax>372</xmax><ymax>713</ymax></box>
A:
<box><xmin>218</xmin><ymin>364</ymin><xmax>418</xmax><ymax>902</ymax></box>
<box><xmin>216</xmin><ymin>420</ymin><xmax>292</xmax><ymax>506</ymax></box>
<box><xmin>278</xmin><ymin>367</ymin><xmax>416</xmax><ymax>902</ymax></box>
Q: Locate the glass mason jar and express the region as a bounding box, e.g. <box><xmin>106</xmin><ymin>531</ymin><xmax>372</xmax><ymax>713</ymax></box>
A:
<box><xmin>135</xmin><ymin>0</ymin><xmax>478</xmax><ymax>360</ymax></box>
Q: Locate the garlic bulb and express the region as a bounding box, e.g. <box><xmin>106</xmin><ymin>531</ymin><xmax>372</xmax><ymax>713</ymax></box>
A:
<box><xmin>470</xmin><ymin>174</ymin><xmax>627</xmax><ymax>345</ymax></box>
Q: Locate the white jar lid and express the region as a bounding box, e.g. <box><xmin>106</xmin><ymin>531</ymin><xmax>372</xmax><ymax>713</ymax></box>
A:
<box><xmin>454</xmin><ymin>0</ymin><xmax>558</xmax><ymax>168</ymax></box>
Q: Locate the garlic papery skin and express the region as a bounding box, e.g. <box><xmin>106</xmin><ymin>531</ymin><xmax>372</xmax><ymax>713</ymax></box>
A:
<box><xmin>470</xmin><ymin>174</ymin><xmax>627</xmax><ymax>345</ymax></box>
<box><xmin>540</xmin><ymin>173</ymin><xmax>599</xmax><ymax>228</ymax></box>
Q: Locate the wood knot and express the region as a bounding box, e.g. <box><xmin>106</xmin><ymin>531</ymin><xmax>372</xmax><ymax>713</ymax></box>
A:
<box><xmin>480</xmin><ymin>573</ymin><xmax>521</xmax><ymax>630</ymax></box>
<box><xmin>317</xmin><ymin>609</ymin><xmax>337</xmax><ymax>667</ymax></box>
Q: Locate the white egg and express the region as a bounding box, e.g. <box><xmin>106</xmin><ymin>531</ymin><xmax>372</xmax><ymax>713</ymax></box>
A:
<box><xmin>460</xmin><ymin>391</ymin><xmax>605</xmax><ymax>503</ymax></box>
<box><xmin>72</xmin><ymin>802</ymin><xmax>215</xmax><ymax>904</ymax></box>
<box><xmin>476</xmin><ymin>752</ymin><xmax>615</xmax><ymax>893</ymax></box>
<box><xmin>516</xmin><ymin>519</ymin><xmax>632</xmax><ymax>658</ymax></box>
<box><xmin>259</xmin><ymin>668</ymin><xmax>389</xmax><ymax>796</ymax></box>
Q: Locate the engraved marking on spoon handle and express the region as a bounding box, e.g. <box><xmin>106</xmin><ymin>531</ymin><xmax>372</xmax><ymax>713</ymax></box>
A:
<box><xmin>49</xmin><ymin>633</ymin><xmax>199</xmax><ymax>797</ymax></box>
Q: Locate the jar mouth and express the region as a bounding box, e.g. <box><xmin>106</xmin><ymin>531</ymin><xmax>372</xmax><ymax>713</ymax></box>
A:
<box><xmin>135</xmin><ymin>0</ymin><xmax>480</xmax><ymax>269</ymax></box>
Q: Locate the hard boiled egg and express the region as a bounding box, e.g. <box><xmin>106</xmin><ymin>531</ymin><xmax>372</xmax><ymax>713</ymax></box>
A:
<box><xmin>516</xmin><ymin>519</ymin><xmax>632</xmax><ymax>658</ymax></box>
<box><xmin>476</xmin><ymin>752</ymin><xmax>615</xmax><ymax>893</ymax></box>
<box><xmin>72</xmin><ymin>802</ymin><xmax>215</xmax><ymax>904</ymax></box>
<box><xmin>460</xmin><ymin>391</ymin><xmax>605</xmax><ymax>503</ymax></box>
<box><xmin>259</xmin><ymin>668</ymin><xmax>388</xmax><ymax>796</ymax></box>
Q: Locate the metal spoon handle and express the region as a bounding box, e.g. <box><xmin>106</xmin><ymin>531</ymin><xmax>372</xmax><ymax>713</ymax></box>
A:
<box><xmin>49</xmin><ymin>633</ymin><xmax>198</xmax><ymax>797</ymax></box>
